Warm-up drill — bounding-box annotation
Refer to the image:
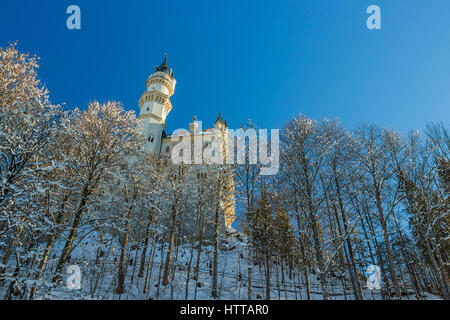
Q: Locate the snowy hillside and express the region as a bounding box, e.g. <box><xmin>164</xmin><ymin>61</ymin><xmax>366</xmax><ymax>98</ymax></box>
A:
<box><xmin>20</xmin><ymin>228</ymin><xmax>440</xmax><ymax>301</ymax></box>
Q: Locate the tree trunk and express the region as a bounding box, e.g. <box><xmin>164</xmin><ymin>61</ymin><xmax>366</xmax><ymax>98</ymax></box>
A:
<box><xmin>380</xmin><ymin>216</ymin><xmax>401</xmax><ymax>298</ymax></box>
<box><xmin>248</xmin><ymin>266</ymin><xmax>253</xmax><ymax>299</ymax></box>
<box><xmin>296</xmin><ymin>215</ymin><xmax>311</xmax><ymax>300</ymax></box>
<box><xmin>116</xmin><ymin>187</ymin><xmax>137</xmax><ymax>294</ymax></box>
<box><xmin>0</xmin><ymin>226</ymin><xmax>23</xmax><ymax>283</ymax></box>
<box><xmin>138</xmin><ymin>208</ymin><xmax>154</xmax><ymax>278</ymax></box>
<box><xmin>162</xmin><ymin>201</ymin><xmax>178</xmax><ymax>286</ymax></box>
<box><xmin>30</xmin><ymin>208</ymin><xmax>65</xmax><ymax>298</ymax></box>
<box><xmin>52</xmin><ymin>184</ymin><xmax>90</xmax><ymax>282</ymax></box>
<box><xmin>333</xmin><ymin>173</ymin><xmax>364</xmax><ymax>300</ymax></box>
<box><xmin>264</xmin><ymin>250</ymin><xmax>271</xmax><ymax>300</ymax></box>
<box><xmin>211</xmin><ymin>202</ymin><xmax>220</xmax><ymax>298</ymax></box>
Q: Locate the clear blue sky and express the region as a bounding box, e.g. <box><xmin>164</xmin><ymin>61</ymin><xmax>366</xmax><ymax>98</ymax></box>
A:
<box><xmin>1</xmin><ymin>0</ymin><xmax>449</xmax><ymax>134</ymax></box>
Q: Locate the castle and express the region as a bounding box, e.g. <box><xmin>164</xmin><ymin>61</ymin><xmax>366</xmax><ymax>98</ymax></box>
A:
<box><xmin>137</xmin><ymin>57</ymin><xmax>235</xmax><ymax>229</ymax></box>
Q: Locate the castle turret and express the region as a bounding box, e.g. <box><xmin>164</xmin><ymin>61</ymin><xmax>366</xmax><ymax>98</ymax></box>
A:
<box><xmin>138</xmin><ymin>56</ymin><xmax>176</xmax><ymax>155</ymax></box>
<box><xmin>213</xmin><ymin>112</ymin><xmax>226</xmax><ymax>131</ymax></box>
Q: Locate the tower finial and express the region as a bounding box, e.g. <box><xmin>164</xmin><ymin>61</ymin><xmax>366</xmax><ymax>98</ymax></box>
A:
<box><xmin>216</xmin><ymin>112</ymin><xmax>224</xmax><ymax>124</ymax></box>
<box><xmin>156</xmin><ymin>53</ymin><xmax>169</xmax><ymax>73</ymax></box>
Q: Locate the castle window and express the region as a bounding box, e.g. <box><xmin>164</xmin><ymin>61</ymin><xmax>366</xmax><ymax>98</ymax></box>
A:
<box><xmin>166</xmin><ymin>146</ymin><xmax>170</xmax><ymax>153</ymax></box>
<box><xmin>147</xmin><ymin>107</ymin><xmax>149</xmax><ymax>111</ymax></box>
<box><xmin>148</xmin><ymin>135</ymin><xmax>154</xmax><ymax>143</ymax></box>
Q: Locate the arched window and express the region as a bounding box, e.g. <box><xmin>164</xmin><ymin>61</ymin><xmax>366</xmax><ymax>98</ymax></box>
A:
<box><xmin>148</xmin><ymin>135</ymin><xmax>154</xmax><ymax>143</ymax></box>
<box><xmin>198</xmin><ymin>172</ymin><xmax>206</xmax><ymax>180</ymax></box>
<box><xmin>166</xmin><ymin>146</ymin><xmax>170</xmax><ymax>153</ymax></box>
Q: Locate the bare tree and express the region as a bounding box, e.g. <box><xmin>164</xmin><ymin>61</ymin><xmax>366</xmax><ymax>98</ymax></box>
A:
<box><xmin>52</xmin><ymin>101</ymin><xmax>140</xmax><ymax>282</ymax></box>
<box><xmin>355</xmin><ymin>125</ymin><xmax>404</xmax><ymax>298</ymax></box>
<box><xmin>280</xmin><ymin>115</ymin><xmax>336</xmax><ymax>300</ymax></box>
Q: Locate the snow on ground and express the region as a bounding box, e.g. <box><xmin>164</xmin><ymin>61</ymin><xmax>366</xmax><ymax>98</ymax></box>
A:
<box><xmin>2</xmin><ymin>227</ymin><xmax>442</xmax><ymax>300</ymax></box>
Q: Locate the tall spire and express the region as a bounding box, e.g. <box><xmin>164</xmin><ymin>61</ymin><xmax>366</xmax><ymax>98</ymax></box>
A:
<box><xmin>155</xmin><ymin>54</ymin><xmax>169</xmax><ymax>73</ymax></box>
<box><xmin>215</xmin><ymin>112</ymin><xmax>225</xmax><ymax>125</ymax></box>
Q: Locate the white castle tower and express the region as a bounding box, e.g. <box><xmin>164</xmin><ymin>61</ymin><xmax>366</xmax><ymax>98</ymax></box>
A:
<box><xmin>136</xmin><ymin>57</ymin><xmax>236</xmax><ymax>231</ymax></box>
<box><xmin>138</xmin><ymin>56</ymin><xmax>176</xmax><ymax>155</ymax></box>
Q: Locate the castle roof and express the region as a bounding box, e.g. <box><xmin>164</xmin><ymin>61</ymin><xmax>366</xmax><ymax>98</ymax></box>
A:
<box><xmin>215</xmin><ymin>112</ymin><xmax>228</xmax><ymax>127</ymax></box>
<box><xmin>215</xmin><ymin>112</ymin><xmax>224</xmax><ymax>124</ymax></box>
<box><xmin>155</xmin><ymin>55</ymin><xmax>174</xmax><ymax>78</ymax></box>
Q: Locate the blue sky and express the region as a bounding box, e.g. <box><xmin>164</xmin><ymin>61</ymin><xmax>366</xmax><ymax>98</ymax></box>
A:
<box><xmin>1</xmin><ymin>0</ymin><xmax>449</xmax><ymax>134</ymax></box>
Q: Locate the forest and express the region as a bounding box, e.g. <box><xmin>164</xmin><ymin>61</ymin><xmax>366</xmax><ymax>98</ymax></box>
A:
<box><xmin>0</xmin><ymin>43</ymin><xmax>448</xmax><ymax>300</ymax></box>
